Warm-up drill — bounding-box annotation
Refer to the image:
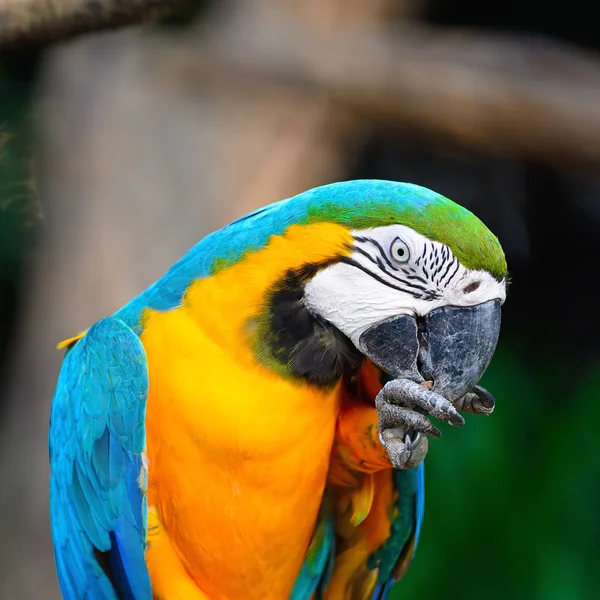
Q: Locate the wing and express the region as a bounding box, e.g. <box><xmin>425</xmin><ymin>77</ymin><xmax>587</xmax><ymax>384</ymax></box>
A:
<box><xmin>370</xmin><ymin>464</ymin><xmax>424</xmax><ymax>600</ymax></box>
<box><xmin>292</xmin><ymin>465</ymin><xmax>423</xmax><ymax>600</ymax></box>
<box><xmin>49</xmin><ymin>317</ymin><xmax>152</xmax><ymax>600</ymax></box>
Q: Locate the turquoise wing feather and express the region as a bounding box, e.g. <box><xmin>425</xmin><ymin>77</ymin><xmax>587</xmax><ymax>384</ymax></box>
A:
<box><xmin>370</xmin><ymin>464</ymin><xmax>425</xmax><ymax>600</ymax></box>
<box><xmin>291</xmin><ymin>504</ymin><xmax>336</xmax><ymax>600</ymax></box>
<box><xmin>49</xmin><ymin>317</ymin><xmax>152</xmax><ymax>599</ymax></box>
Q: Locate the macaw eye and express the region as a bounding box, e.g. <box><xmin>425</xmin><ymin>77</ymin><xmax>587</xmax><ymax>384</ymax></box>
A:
<box><xmin>390</xmin><ymin>238</ymin><xmax>410</xmax><ymax>263</ymax></box>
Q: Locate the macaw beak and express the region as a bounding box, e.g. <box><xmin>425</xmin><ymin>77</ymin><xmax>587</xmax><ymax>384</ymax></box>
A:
<box><xmin>358</xmin><ymin>299</ymin><xmax>502</xmax><ymax>402</ymax></box>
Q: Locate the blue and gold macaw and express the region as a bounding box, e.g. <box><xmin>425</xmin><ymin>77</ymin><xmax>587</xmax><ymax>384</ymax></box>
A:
<box><xmin>49</xmin><ymin>180</ymin><xmax>507</xmax><ymax>599</ymax></box>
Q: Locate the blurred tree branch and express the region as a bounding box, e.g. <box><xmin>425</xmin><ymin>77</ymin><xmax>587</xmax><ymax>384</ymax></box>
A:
<box><xmin>4</xmin><ymin>1</ymin><xmax>600</xmax><ymax>167</ymax></box>
<box><xmin>169</xmin><ymin>14</ymin><xmax>600</xmax><ymax>168</ymax></box>
<box><xmin>0</xmin><ymin>0</ymin><xmax>191</xmax><ymax>49</ymax></box>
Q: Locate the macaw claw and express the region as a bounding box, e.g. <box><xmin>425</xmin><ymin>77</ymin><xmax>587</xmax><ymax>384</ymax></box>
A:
<box><xmin>380</xmin><ymin>428</ymin><xmax>429</xmax><ymax>470</ymax></box>
<box><xmin>454</xmin><ymin>385</ymin><xmax>496</xmax><ymax>416</ymax></box>
<box><xmin>375</xmin><ymin>378</ymin><xmax>465</xmax><ymax>469</ymax></box>
<box><xmin>378</xmin><ymin>378</ymin><xmax>465</xmax><ymax>427</ymax></box>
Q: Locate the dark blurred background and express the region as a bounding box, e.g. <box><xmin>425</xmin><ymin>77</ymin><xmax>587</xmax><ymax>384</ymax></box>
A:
<box><xmin>1</xmin><ymin>1</ymin><xmax>599</xmax><ymax>598</ymax></box>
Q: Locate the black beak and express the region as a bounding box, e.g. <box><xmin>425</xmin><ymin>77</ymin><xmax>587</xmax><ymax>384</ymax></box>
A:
<box><xmin>358</xmin><ymin>300</ymin><xmax>501</xmax><ymax>402</ymax></box>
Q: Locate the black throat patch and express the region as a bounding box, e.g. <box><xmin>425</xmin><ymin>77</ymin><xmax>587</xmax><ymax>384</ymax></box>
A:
<box><xmin>257</xmin><ymin>262</ymin><xmax>363</xmax><ymax>388</ymax></box>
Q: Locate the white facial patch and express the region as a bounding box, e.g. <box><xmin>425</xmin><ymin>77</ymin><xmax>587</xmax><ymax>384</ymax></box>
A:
<box><xmin>303</xmin><ymin>224</ymin><xmax>506</xmax><ymax>347</ymax></box>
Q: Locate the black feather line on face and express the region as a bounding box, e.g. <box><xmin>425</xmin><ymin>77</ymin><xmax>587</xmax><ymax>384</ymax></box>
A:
<box><xmin>352</xmin><ymin>235</ymin><xmax>449</xmax><ymax>299</ymax></box>
<box><xmin>261</xmin><ymin>261</ymin><xmax>363</xmax><ymax>388</ymax></box>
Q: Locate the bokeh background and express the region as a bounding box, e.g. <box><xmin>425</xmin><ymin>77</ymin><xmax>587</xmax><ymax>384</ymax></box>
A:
<box><xmin>1</xmin><ymin>1</ymin><xmax>599</xmax><ymax>598</ymax></box>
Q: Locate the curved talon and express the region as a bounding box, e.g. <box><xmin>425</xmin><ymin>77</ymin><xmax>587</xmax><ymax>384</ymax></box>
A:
<box><xmin>454</xmin><ymin>385</ymin><xmax>496</xmax><ymax>415</ymax></box>
<box><xmin>406</xmin><ymin>432</ymin><xmax>424</xmax><ymax>451</ymax></box>
<box><xmin>473</xmin><ymin>385</ymin><xmax>495</xmax><ymax>411</ymax></box>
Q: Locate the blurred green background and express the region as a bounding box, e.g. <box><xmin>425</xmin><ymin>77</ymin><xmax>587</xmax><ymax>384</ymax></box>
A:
<box><xmin>1</xmin><ymin>1</ymin><xmax>599</xmax><ymax>599</ymax></box>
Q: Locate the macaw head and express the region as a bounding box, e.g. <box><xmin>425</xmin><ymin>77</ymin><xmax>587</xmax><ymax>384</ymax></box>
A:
<box><xmin>301</xmin><ymin>184</ymin><xmax>507</xmax><ymax>402</ymax></box>
<box><xmin>232</xmin><ymin>180</ymin><xmax>507</xmax><ymax>403</ymax></box>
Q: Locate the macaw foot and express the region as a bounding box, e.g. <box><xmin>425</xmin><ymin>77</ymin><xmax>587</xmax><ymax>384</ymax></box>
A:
<box><xmin>453</xmin><ymin>384</ymin><xmax>496</xmax><ymax>416</ymax></box>
<box><xmin>375</xmin><ymin>379</ymin><xmax>465</xmax><ymax>470</ymax></box>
